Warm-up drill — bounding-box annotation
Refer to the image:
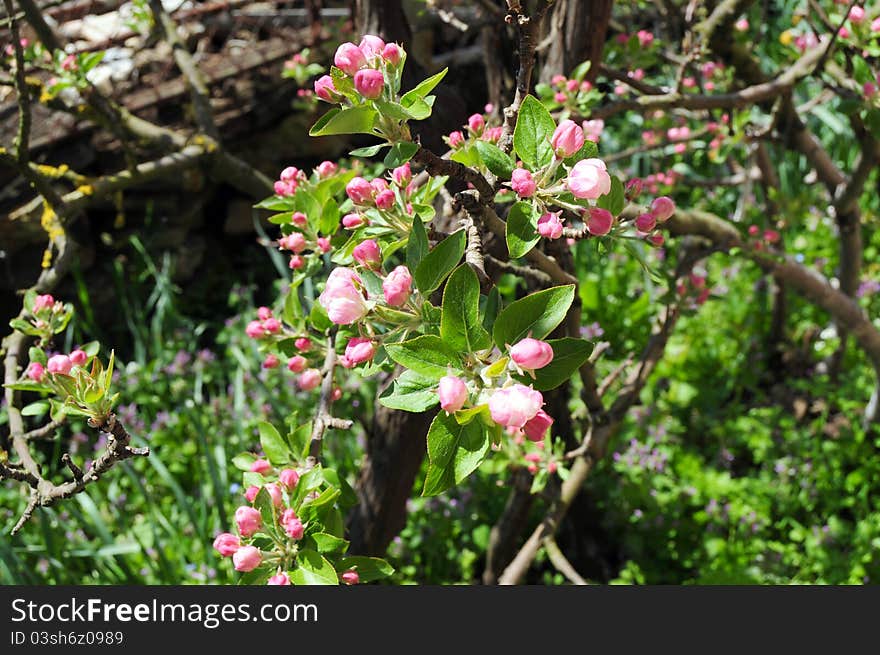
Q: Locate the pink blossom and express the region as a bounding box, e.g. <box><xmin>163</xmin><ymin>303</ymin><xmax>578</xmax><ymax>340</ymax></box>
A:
<box><xmin>299</xmin><ymin>369</ymin><xmax>323</xmax><ymax>391</ymax></box>
<box><xmin>314</xmin><ymin>75</ymin><xmax>338</xmax><ymax>102</ymax></box>
<box><xmin>26</xmin><ymin>362</ymin><xmax>45</xmax><ymax>382</ymax></box>
<box><xmin>375</xmin><ymin>188</ymin><xmax>396</xmax><ymax>210</ymax></box>
<box><xmin>510</xmin><ymin>168</ymin><xmax>537</xmax><ymax>198</ymax></box>
<box><xmin>354</xmin><ymin>68</ymin><xmax>384</xmax><ymax>99</ymax></box>
<box><xmin>382</xmin><ymin>42</ymin><xmax>402</xmax><ymax>65</ymax></box>
<box><xmin>537</xmin><ymin>212</ymin><xmax>564</xmax><ymax>240</ymax></box>
<box><xmin>263</xmin><ymin>318</ymin><xmax>281</xmax><ymax>334</ymax></box>
<box><xmin>334</xmin><ymin>42</ymin><xmax>367</xmax><ymax>76</ymax></box>
<box><xmin>552</xmin><ymin>74</ymin><xmax>567</xmax><ymax>86</ymax></box>
<box><xmin>510</xmin><ymin>338</ymin><xmax>554</xmax><ymax>370</ymax></box>
<box><xmin>69</xmin><ymin>349</ymin><xmax>88</xmax><ymax>366</ymax></box>
<box><xmin>319</xmin><ymin>268</ymin><xmax>369</xmax><ymax>325</ymax></box>
<box><xmin>468</xmin><ymin>113</ymin><xmax>485</xmax><ymax>134</ymax></box>
<box><xmin>279</xmin><ymin>232</ymin><xmax>306</xmax><ymax>253</ymax></box>
<box><xmin>567</xmin><ymin>158</ymin><xmax>611</xmax><ymax>199</ymax></box>
<box><xmin>649</xmin><ymin>233</ymin><xmax>665</xmax><ymax>246</ymax></box>
<box><xmin>280</xmin><ymin>468</ymin><xmax>300</xmax><ymax>489</ymax></box>
<box><xmin>353</xmin><ymin>240</ymin><xmax>382</xmax><ymax>269</ymax></box>
<box><xmin>392</xmin><ymin>163</ymin><xmax>412</xmax><ymax>187</ymax></box>
<box><xmin>213</xmin><ymin>532</ymin><xmax>241</xmax><ymax>557</ymax></box>
<box><xmin>448</xmin><ymin>131</ymin><xmax>465</xmax><ymax>148</ymax></box>
<box><xmin>317</xmin><ymin>161</ymin><xmax>338</xmax><ymax>177</ymax></box>
<box><xmin>281</xmin><ymin>509</ymin><xmax>304</xmax><ymax>539</ymax></box>
<box><xmin>265</xmin><ymin>483</ymin><xmax>283</xmax><ymax>507</ymax></box>
<box><xmin>587</xmin><ymin>208</ymin><xmax>614</xmax><ymax>236</ymax></box>
<box><xmin>244</xmin><ymin>485</ymin><xmax>259</xmax><ymax>502</ymax></box>
<box><xmin>317</xmin><ymin>237</ymin><xmax>332</xmax><ymax>253</ymax></box>
<box><xmin>292</xmin><ymin>212</ymin><xmax>308</xmax><ymax>228</ymax></box>
<box><xmin>346</xmin><ymin>177</ymin><xmax>374</xmax><ymax>205</ymax></box>
<box><xmin>268</xmin><ymin>573</ymin><xmax>291</xmax><ymax>585</ymax></box>
<box><xmin>359</xmin><ymin>35</ymin><xmax>386</xmax><ymax>59</ymax></box>
<box><xmin>233</xmin><ymin>546</ymin><xmax>262</xmax><ymax>572</ymax></box>
<box><xmin>295</xmin><ymin>337</ymin><xmax>312</xmax><ymax>351</ymax></box>
<box><xmin>438</xmin><ymin>375</ymin><xmax>468</xmax><ymax>412</ymax></box>
<box><xmin>582</xmin><ymin>119</ymin><xmax>604</xmax><ymax>142</ymax></box>
<box><xmin>235</xmin><ymin>506</ymin><xmax>262</xmax><ymax>537</ymax></box>
<box><xmin>551</xmin><ymin>119</ymin><xmax>585</xmax><ymax>158</ymax></box>
<box><xmin>274</xmin><ymin>180</ymin><xmax>296</xmax><ymax>196</ymax></box>
<box><xmin>873</xmin><ymin>17</ymin><xmax>880</xmax><ymax>32</ymax></box>
<box><xmin>523</xmin><ymin>409</ymin><xmax>554</xmax><ymax>442</ymax></box>
<box><xmin>849</xmin><ymin>6</ymin><xmax>865</xmax><ymax>24</ymax></box>
<box><xmin>287</xmin><ymin>355</ymin><xmax>307</xmax><ymax>373</ymax></box>
<box><xmin>342</xmin><ymin>569</ymin><xmax>360</xmax><ymax>585</ymax></box>
<box><xmin>342</xmin><ymin>213</ymin><xmax>366</xmax><ymax>229</ymax></box>
<box><xmin>554</xmin><ymin>91</ymin><xmax>568</xmax><ymax>103</ymax></box>
<box><xmin>250</xmin><ymin>459</ymin><xmax>272</xmax><ymax>474</ymax></box>
<box><xmin>262</xmin><ymin>354</ymin><xmax>280</xmax><ymax>369</ymax></box>
<box><xmin>289</xmin><ymin>255</ymin><xmax>304</xmax><ymax>270</ymax></box>
<box><xmin>383</xmin><ymin>265</ymin><xmax>412</xmax><ymax>307</ymax></box>
<box><xmin>651</xmin><ymin>196</ymin><xmax>676</xmax><ymax>221</ymax></box>
<box><xmin>47</xmin><ymin>354</ymin><xmax>72</xmax><ymax>375</ymax></box>
<box><xmin>342</xmin><ymin>337</ymin><xmax>376</xmax><ymax>368</ymax></box>
<box><xmin>488</xmin><ymin>384</ymin><xmax>544</xmax><ymax>430</ymax></box>
<box><xmin>33</xmin><ymin>294</ymin><xmax>55</xmax><ymax>312</ymax></box>
<box><xmin>635</xmin><ymin>213</ymin><xmax>657</xmax><ymax>232</ymax></box>
<box><xmin>637</xmin><ymin>30</ymin><xmax>654</xmax><ymax>47</ymax></box>
<box><xmin>483</xmin><ymin>127</ymin><xmax>503</xmax><ymax>143</ymax></box>
<box><xmin>257</xmin><ymin>306</ymin><xmax>273</xmax><ymax>321</ymax></box>
<box><xmin>734</xmin><ymin>18</ymin><xmax>749</xmax><ymax>31</ymax></box>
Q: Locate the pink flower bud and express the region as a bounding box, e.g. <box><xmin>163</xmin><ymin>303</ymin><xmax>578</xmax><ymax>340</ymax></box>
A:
<box><xmin>334</xmin><ymin>42</ymin><xmax>367</xmax><ymax>76</ymax></box>
<box><xmin>257</xmin><ymin>306</ymin><xmax>273</xmax><ymax>321</ymax></box>
<box><xmin>342</xmin><ymin>337</ymin><xmax>376</xmax><ymax>368</ymax></box>
<box><xmin>864</xmin><ymin>82</ymin><xmax>877</xmax><ymax>98</ymax></box>
<box><xmin>274</xmin><ymin>180</ymin><xmax>295</xmax><ymax>196</ymax></box>
<box><xmin>468</xmin><ymin>113</ymin><xmax>485</xmax><ymax>134</ymax></box>
<box><xmin>582</xmin><ymin>119</ymin><xmax>604</xmax><ymax>142</ymax></box>
<box><xmin>567</xmin><ymin>158</ymin><xmax>612</xmax><ymax>199</ymax></box>
<box><xmin>317</xmin><ymin>237</ymin><xmax>332</xmax><ymax>253</ymax></box>
<box><xmin>382</xmin><ymin>265</ymin><xmax>412</xmax><ymax>307</ymax></box>
<box><xmin>47</xmin><ymin>354</ymin><xmax>72</xmax><ymax>375</ymax></box>
<box><xmin>625</xmin><ymin>178</ymin><xmax>643</xmax><ymax>200</ymax></box>
<box><xmin>371</xmin><ymin>178</ymin><xmax>389</xmax><ymax>194</ymax></box>
<box><xmin>375</xmin><ymin>188</ymin><xmax>395</xmax><ymax>210</ymax></box>
<box><xmin>263</xmin><ymin>318</ymin><xmax>281</xmax><ymax>334</ymax></box>
<box><xmin>523</xmin><ymin>409</ymin><xmax>554</xmax><ymax>442</ymax></box>
<box><xmin>359</xmin><ymin>35</ymin><xmax>386</xmax><ymax>59</ymax></box>
<box><xmin>331</xmin><ymin>387</ymin><xmax>343</xmax><ymax>401</ymax></box>
<box><xmin>873</xmin><ymin>16</ymin><xmax>880</xmax><ymax>32</ymax></box>
<box><xmin>235</xmin><ymin>506</ymin><xmax>262</xmax><ymax>537</ymax></box>
<box><xmin>317</xmin><ymin>161</ymin><xmax>338</xmax><ymax>177</ymax></box>
<box><xmin>245</xmin><ymin>485</ymin><xmax>260</xmax><ymax>502</ymax></box>
<box><xmin>635</xmin><ymin>213</ymin><xmax>657</xmax><ymax>232</ymax></box>
<box><xmin>265</xmin><ymin>483</ymin><xmax>283</xmax><ymax>507</ymax></box>
<box><xmin>251</xmin><ymin>459</ymin><xmax>272</xmax><ymax>474</ymax></box>
<box><xmin>650</xmin><ymin>196</ymin><xmax>675</xmax><ymax>221</ymax></box>
<box><xmin>299</xmin><ymin>368</ymin><xmax>322</xmax><ymax>391</ymax></box>
<box><xmin>341</xmin><ymin>569</ymin><xmax>360</xmax><ymax>585</ymax></box>
<box><xmin>281</xmin><ymin>509</ymin><xmax>305</xmax><ymax>539</ymax></box>
<box><xmin>319</xmin><ymin>268</ymin><xmax>368</xmax><ymax>324</ymax></box>
<box><xmin>353</xmin><ymin>240</ymin><xmax>382</xmax><ymax>268</ymax></box>
<box><xmin>26</xmin><ymin>362</ymin><xmax>45</xmax><ymax>382</ymax></box>
<box><xmin>392</xmin><ymin>163</ymin><xmax>412</xmax><ymax>187</ymax></box>
<box><xmin>483</xmin><ymin>127</ymin><xmax>503</xmax><ymax>143</ymax></box>
<box><xmin>280</xmin><ymin>468</ymin><xmax>300</xmax><ymax>489</ymax></box>
<box><xmin>510</xmin><ymin>168</ymin><xmax>536</xmax><ymax>198</ymax></box>
<box><xmin>314</xmin><ymin>75</ymin><xmax>338</xmax><ymax>102</ymax></box>
<box><xmin>382</xmin><ymin>42</ymin><xmax>402</xmax><ymax>65</ymax></box>
<box><xmin>69</xmin><ymin>349</ymin><xmax>88</xmax><ymax>366</ymax></box>
<box><xmin>233</xmin><ymin>546</ymin><xmax>262</xmax><ymax>572</ymax></box>
<box><xmin>295</xmin><ymin>337</ymin><xmax>312</xmax><ymax>351</ymax></box>
<box><xmin>489</xmin><ymin>384</ymin><xmax>544</xmax><ymax>430</ymax></box>
<box><xmin>342</xmin><ymin>213</ymin><xmax>366</xmax><ymax>229</ymax></box>
<box><xmin>289</xmin><ymin>255</ymin><xmax>304</xmax><ymax>270</ymax></box>
<box><xmin>263</xmin><ymin>354</ymin><xmax>280</xmax><ymax>369</ymax></box>
<box><xmin>448</xmin><ymin>131</ymin><xmax>465</xmax><ymax>148</ymax></box>
<box><xmin>268</xmin><ymin>573</ymin><xmax>291</xmax><ymax>585</ymax></box>
<box><xmin>537</xmin><ymin>212</ymin><xmax>564</xmax><ymax>239</ymax></box>
<box><xmin>33</xmin><ymin>294</ymin><xmax>55</xmax><ymax>312</ymax></box>
<box><xmin>524</xmin><ymin>452</ymin><xmax>542</xmax><ymax>463</ymax></box>
<box><xmin>510</xmin><ymin>338</ymin><xmax>554</xmax><ymax>370</ymax></box>
<box><xmin>291</xmin><ymin>213</ymin><xmax>308</xmax><ymax>228</ymax></box>
<box><xmin>213</xmin><ymin>532</ymin><xmax>241</xmax><ymax>557</ymax></box>
<box><xmin>587</xmin><ymin>207</ymin><xmax>614</xmax><ymax>236</ymax></box>
<box><xmin>438</xmin><ymin>375</ymin><xmax>468</xmax><ymax>412</ymax></box>
<box><xmin>648</xmin><ymin>233</ymin><xmax>665</xmax><ymax>246</ymax></box>
<box><xmin>246</xmin><ymin>320</ymin><xmax>266</xmax><ymax>338</ymax></box>
<box><xmin>551</xmin><ymin>119</ymin><xmax>585</xmax><ymax>158</ymax></box>
<box><xmin>346</xmin><ymin>177</ymin><xmax>374</xmax><ymax>205</ymax></box>
<box><xmin>354</xmin><ymin>68</ymin><xmax>385</xmax><ymax>100</ymax></box>
<box><xmin>637</xmin><ymin>30</ymin><xmax>654</xmax><ymax>47</ymax></box>
<box><xmin>552</xmin><ymin>74</ymin><xmax>566</xmax><ymax>86</ymax></box>
<box><xmin>287</xmin><ymin>355</ymin><xmax>307</xmax><ymax>373</ymax></box>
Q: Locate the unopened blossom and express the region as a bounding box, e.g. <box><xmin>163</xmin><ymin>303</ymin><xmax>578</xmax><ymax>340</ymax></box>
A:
<box><xmin>26</xmin><ymin>362</ymin><xmax>45</xmax><ymax>382</ymax></box>
<box><xmin>375</xmin><ymin>188</ymin><xmax>395</xmax><ymax>210</ymax></box>
<box><xmin>281</xmin><ymin>509</ymin><xmax>304</xmax><ymax>539</ymax></box>
<box><xmin>318</xmin><ymin>268</ymin><xmax>368</xmax><ymax>325</ymax></box>
<box><xmin>488</xmin><ymin>384</ymin><xmax>543</xmax><ymax>430</ymax></box>
<box><xmin>342</xmin><ymin>337</ymin><xmax>376</xmax><ymax>368</ymax></box>
<box><xmin>299</xmin><ymin>368</ymin><xmax>322</xmax><ymax>391</ymax></box>
<box><xmin>468</xmin><ymin>113</ymin><xmax>485</xmax><ymax>134</ymax></box>
<box><xmin>341</xmin><ymin>570</ymin><xmax>360</xmax><ymax>585</ymax></box>
<box><xmin>510</xmin><ymin>338</ymin><xmax>554</xmax><ymax>370</ymax></box>
<box><xmin>233</xmin><ymin>546</ymin><xmax>262</xmax><ymax>572</ymax></box>
<box><xmin>636</xmin><ymin>213</ymin><xmax>657</xmax><ymax>232</ymax></box>
<box><xmin>287</xmin><ymin>355</ymin><xmax>307</xmax><ymax>373</ymax></box>
<box><xmin>317</xmin><ymin>161</ymin><xmax>338</xmax><ymax>177</ymax></box>
<box><xmin>438</xmin><ymin>375</ymin><xmax>468</xmax><ymax>412</ymax></box>
<box><xmin>383</xmin><ymin>265</ymin><xmax>412</xmax><ymax>307</ymax></box>
<box><xmin>268</xmin><ymin>573</ymin><xmax>291</xmax><ymax>586</ymax></box>
<box><xmin>334</xmin><ymin>42</ymin><xmax>367</xmax><ymax>76</ymax></box>
<box><xmin>587</xmin><ymin>207</ymin><xmax>614</xmax><ymax>236</ymax></box>
<box><xmin>448</xmin><ymin>131</ymin><xmax>465</xmax><ymax>148</ymax></box>
<box><xmin>314</xmin><ymin>75</ymin><xmax>338</xmax><ymax>102</ymax></box>
<box><xmin>567</xmin><ymin>158</ymin><xmax>611</xmax><ymax>199</ymax></box>
<box><xmin>280</xmin><ymin>468</ymin><xmax>300</xmax><ymax>489</ymax></box>
<box><xmin>537</xmin><ymin>212</ymin><xmax>564</xmax><ymax>240</ymax></box>
<box><xmin>523</xmin><ymin>409</ymin><xmax>554</xmax><ymax>442</ymax></box>
<box><xmin>262</xmin><ymin>354</ymin><xmax>280</xmax><ymax>369</ymax></box>
<box><xmin>33</xmin><ymin>294</ymin><xmax>55</xmax><ymax>312</ymax></box>
<box><xmin>342</xmin><ymin>213</ymin><xmax>367</xmax><ymax>229</ymax></box>
<box><xmin>382</xmin><ymin>42</ymin><xmax>402</xmax><ymax>65</ymax></box>
<box><xmin>47</xmin><ymin>354</ymin><xmax>72</xmax><ymax>375</ymax></box>
<box><xmin>213</xmin><ymin>533</ymin><xmax>240</xmax><ymax>557</ymax></box>
<box><xmin>354</xmin><ymin>68</ymin><xmax>384</xmax><ymax>99</ymax></box>
<box><xmin>235</xmin><ymin>506</ymin><xmax>262</xmax><ymax>537</ymax></box>
<box><xmin>265</xmin><ymin>483</ymin><xmax>283</xmax><ymax>507</ymax></box>
<box><xmin>651</xmin><ymin>196</ymin><xmax>675</xmax><ymax>221</ymax></box>
<box><xmin>359</xmin><ymin>34</ymin><xmax>386</xmax><ymax>59</ymax></box>
<box><xmin>510</xmin><ymin>168</ymin><xmax>536</xmax><ymax>198</ymax></box>
<box><xmin>250</xmin><ymin>459</ymin><xmax>272</xmax><ymax>474</ymax></box>
<box><xmin>353</xmin><ymin>240</ymin><xmax>382</xmax><ymax>269</ymax></box>
<box><xmin>346</xmin><ymin>177</ymin><xmax>374</xmax><ymax>205</ymax></box>
<box><xmin>551</xmin><ymin>119</ymin><xmax>585</xmax><ymax>158</ymax></box>
<box><xmin>69</xmin><ymin>349</ymin><xmax>88</xmax><ymax>366</ymax></box>
<box><xmin>295</xmin><ymin>337</ymin><xmax>312</xmax><ymax>350</ymax></box>
<box><xmin>392</xmin><ymin>163</ymin><xmax>411</xmax><ymax>187</ymax></box>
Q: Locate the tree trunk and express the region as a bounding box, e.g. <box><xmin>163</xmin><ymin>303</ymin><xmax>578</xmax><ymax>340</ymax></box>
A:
<box><xmin>539</xmin><ymin>0</ymin><xmax>614</xmax><ymax>84</ymax></box>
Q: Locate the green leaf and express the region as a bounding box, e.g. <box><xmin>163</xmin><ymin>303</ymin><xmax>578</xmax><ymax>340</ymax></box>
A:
<box><xmin>422</xmin><ymin>412</ymin><xmax>491</xmax><ymax>496</ymax></box>
<box><xmin>596</xmin><ymin>176</ymin><xmax>625</xmax><ymax>216</ymax></box>
<box><xmin>513</xmin><ymin>95</ymin><xmax>556</xmax><ymax>170</ymax></box>
<box><xmin>513</xmin><ymin>338</ymin><xmax>592</xmax><ymax>391</ymax></box>
<box><xmin>291</xmin><ymin>549</ymin><xmax>339</xmax><ymax>585</ymax></box>
<box><xmin>482</xmin><ymin>287</ymin><xmax>501</xmax><ymax>335</ymax></box>
<box><xmin>374</xmin><ymin>99</ymin><xmax>416</xmax><ymax>121</ymax></box>
<box><xmin>440</xmin><ymin>265</ymin><xmax>492</xmax><ymax>352</ymax></box>
<box><xmin>21</xmin><ymin>400</ymin><xmax>49</xmax><ymax>417</ymax></box>
<box><xmin>401</xmin><ymin>68</ymin><xmax>448</xmax><ymax>106</ymax></box>
<box><xmin>493</xmin><ymin>285</ymin><xmax>575</xmax><ymax>348</ymax></box>
<box><xmin>309</xmin><ymin>106</ymin><xmax>378</xmax><ymax>137</ymax></box>
<box><xmin>310</xmin><ymin>532</ymin><xmax>349</xmax><ymax>554</ymax></box>
<box><xmin>253</xmin><ymin>487</ymin><xmax>277</xmax><ymax>531</ymax></box>
<box><xmin>3</xmin><ymin>381</ymin><xmax>50</xmax><ymax>393</ymax></box>
<box><xmin>506</xmin><ymin>201</ymin><xmax>540</xmax><ymax>258</ymax></box>
<box><xmin>258</xmin><ymin>421</ymin><xmax>290</xmax><ymax>465</ymax></box>
<box><xmin>383</xmin><ymin>141</ymin><xmax>420</xmax><ymax>168</ymax></box>
<box><xmin>28</xmin><ymin>347</ymin><xmax>47</xmax><ymax>365</ymax></box>
<box><xmin>474</xmin><ymin>140</ymin><xmax>515</xmax><ymax>179</ymax></box>
<box><xmin>337</xmin><ymin>556</ymin><xmax>395</xmax><ymax>582</ymax></box>
<box><xmin>407</xmin><ymin>215</ymin><xmax>429</xmax><ymax>269</ymax></box>
<box><xmin>384</xmin><ymin>335</ymin><xmax>461</xmax><ymax>380</ymax></box>
<box><xmin>349</xmin><ymin>143</ymin><xmax>388</xmax><ymax>157</ymax></box>
<box><xmin>309</xmin><ymin>303</ymin><xmax>333</xmax><ymax>333</ymax></box>
<box><xmin>254</xmin><ymin>196</ymin><xmax>295</xmax><ymax>211</ymax></box>
<box><xmin>571</xmin><ymin>59</ymin><xmax>592</xmax><ymax>82</ymax></box>
<box><xmin>414</xmin><ymin>230</ymin><xmax>466</xmax><ymax>293</ymax></box>
<box><xmin>378</xmin><ymin>369</ymin><xmax>439</xmax><ymax>412</ymax></box>
<box><xmin>319</xmin><ymin>198</ymin><xmax>340</xmax><ymax>235</ymax></box>
<box><xmin>404</xmin><ymin>95</ymin><xmax>434</xmax><ymax>120</ymax></box>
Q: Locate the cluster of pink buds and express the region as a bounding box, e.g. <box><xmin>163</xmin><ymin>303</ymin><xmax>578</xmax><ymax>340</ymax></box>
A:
<box><xmin>549</xmin><ymin>74</ymin><xmax>594</xmax><ymax>106</ymax></box>
<box><xmin>246</xmin><ymin>306</ymin><xmax>283</xmax><ymax>340</ymax></box>
<box><xmin>632</xmin><ymin>196</ymin><xmax>676</xmax><ymax>246</ymax></box>
<box><xmin>343</xmin><ymin>172</ymin><xmax>414</xmax><ymax>221</ymax></box>
<box><xmin>317</xmin><ymin>261</ymin><xmax>414</xmax><ymax>327</ymax></box>
<box><xmin>26</xmin><ymin>347</ymin><xmax>89</xmax><ymax>382</ymax></box>
<box><xmin>445</xmin><ymin>113</ymin><xmax>503</xmax><ymax>150</ymax></box>
<box><xmin>274</xmin><ymin>166</ymin><xmax>305</xmax><ymax>197</ymax></box>
<box><xmin>676</xmin><ymin>272</ymin><xmax>711</xmax><ymax>308</ymax></box>
<box><xmin>522</xmin><ymin>443</ymin><xmax>559</xmax><ymax>475</ymax></box>
<box><xmin>747</xmin><ymin>225</ymin><xmax>781</xmax><ymax>251</ymax></box>
<box><xmin>314</xmin><ymin>35</ymin><xmax>403</xmax><ymax>103</ymax></box>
